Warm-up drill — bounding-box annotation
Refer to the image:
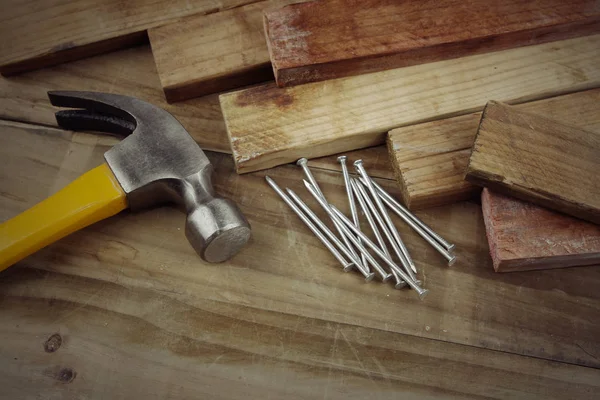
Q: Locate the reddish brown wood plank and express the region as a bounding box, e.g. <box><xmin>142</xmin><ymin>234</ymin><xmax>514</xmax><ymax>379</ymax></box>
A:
<box><xmin>265</xmin><ymin>0</ymin><xmax>600</xmax><ymax>87</ymax></box>
<box><xmin>482</xmin><ymin>189</ymin><xmax>600</xmax><ymax>272</ymax></box>
<box><xmin>466</xmin><ymin>101</ymin><xmax>600</xmax><ymax>224</ymax></box>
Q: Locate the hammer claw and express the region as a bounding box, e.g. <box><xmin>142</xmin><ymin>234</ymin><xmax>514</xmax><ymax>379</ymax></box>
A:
<box><xmin>55</xmin><ymin>110</ymin><xmax>135</xmax><ymax>136</ymax></box>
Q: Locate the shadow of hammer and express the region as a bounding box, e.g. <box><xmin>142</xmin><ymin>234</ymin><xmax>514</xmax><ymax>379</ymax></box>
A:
<box><xmin>0</xmin><ymin>91</ymin><xmax>251</xmax><ymax>270</ymax></box>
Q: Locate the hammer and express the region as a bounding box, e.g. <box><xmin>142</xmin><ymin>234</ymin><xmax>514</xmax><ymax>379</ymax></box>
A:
<box><xmin>0</xmin><ymin>91</ymin><xmax>251</xmax><ymax>270</ymax></box>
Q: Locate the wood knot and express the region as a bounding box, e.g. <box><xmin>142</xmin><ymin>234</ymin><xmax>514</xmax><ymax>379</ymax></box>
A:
<box><xmin>44</xmin><ymin>333</ymin><xmax>62</xmax><ymax>353</ymax></box>
<box><xmin>57</xmin><ymin>368</ymin><xmax>76</xmax><ymax>384</ymax></box>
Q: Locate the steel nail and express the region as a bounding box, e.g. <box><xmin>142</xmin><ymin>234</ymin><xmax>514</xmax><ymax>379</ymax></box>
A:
<box><xmin>361</xmin><ymin>177</ymin><xmax>456</xmax><ymax>253</ymax></box>
<box><xmin>379</xmin><ymin>193</ymin><xmax>456</xmax><ymax>266</ymax></box>
<box><xmin>296</xmin><ymin>157</ymin><xmax>364</xmax><ymax>270</ymax></box>
<box><xmin>354</xmin><ymin>160</ymin><xmax>418</xmax><ymax>275</ymax></box>
<box><xmin>351</xmin><ymin>179</ymin><xmax>407</xmax><ymax>289</ymax></box>
<box><xmin>305</xmin><ymin>180</ymin><xmax>429</xmax><ymax>300</ymax></box>
<box><xmin>352</xmin><ymin>173</ymin><xmax>418</xmax><ymax>282</ymax></box>
<box><xmin>266</xmin><ymin>176</ymin><xmax>353</xmax><ymax>272</ymax></box>
<box><xmin>338</xmin><ymin>155</ymin><xmax>368</xmax><ymax>269</ymax></box>
<box><xmin>286</xmin><ymin>188</ymin><xmax>375</xmax><ymax>282</ymax></box>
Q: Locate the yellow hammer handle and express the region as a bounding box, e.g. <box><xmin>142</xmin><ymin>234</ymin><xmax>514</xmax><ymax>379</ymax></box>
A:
<box><xmin>0</xmin><ymin>163</ymin><xmax>127</xmax><ymax>271</ymax></box>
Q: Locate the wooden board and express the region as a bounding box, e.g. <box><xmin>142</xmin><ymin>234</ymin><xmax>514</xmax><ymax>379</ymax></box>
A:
<box><xmin>149</xmin><ymin>0</ymin><xmax>301</xmax><ymax>103</ymax></box>
<box><xmin>0</xmin><ymin>0</ymin><xmax>258</xmax><ymax>76</ymax></box>
<box><xmin>2</xmin><ymin>119</ymin><xmax>600</xmax><ymax>378</ymax></box>
<box><xmin>387</xmin><ymin>89</ymin><xmax>600</xmax><ymax>210</ymax></box>
<box><xmin>219</xmin><ymin>35</ymin><xmax>600</xmax><ymax>174</ymax></box>
<box><xmin>482</xmin><ymin>189</ymin><xmax>600</xmax><ymax>272</ymax></box>
<box><xmin>0</xmin><ymin>45</ymin><xmax>231</xmax><ymax>153</ymax></box>
<box><xmin>466</xmin><ymin>101</ymin><xmax>600</xmax><ymax>224</ymax></box>
<box><xmin>264</xmin><ymin>0</ymin><xmax>600</xmax><ymax>87</ymax></box>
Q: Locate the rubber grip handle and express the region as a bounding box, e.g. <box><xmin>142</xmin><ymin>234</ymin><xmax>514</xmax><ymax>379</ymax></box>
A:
<box><xmin>0</xmin><ymin>163</ymin><xmax>127</xmax><ymax>271</ymax></box>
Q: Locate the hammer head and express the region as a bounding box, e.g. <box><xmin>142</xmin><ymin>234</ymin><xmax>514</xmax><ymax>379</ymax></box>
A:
<box><xmin>48</xmin><ymin>91</ymin><xmax>251</xmax><ymax>263</ymax></box>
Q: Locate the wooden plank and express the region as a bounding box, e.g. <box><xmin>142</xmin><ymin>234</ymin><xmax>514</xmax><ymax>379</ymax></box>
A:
<box><xmin>149</xmin><ymin>0</ymin><xmax>301</xmax><ymax>103</ymax></box>
<box><xmin>0</xmin><ymin>0</ymin><xmax>258</xmax><ymax>75</ymax></box>
<box><xmin>0</xmin><ymin>45</ymin><xmax>231</xmax><ymax>153</ymax></box>
<box><xmin>387</xmin><ymin>89</ymin><xmax>600</xmax><ymax>210</ymax></box>
<box><xmin>482</xmin><ymin>189</ymin><xmax>600</xmax><ymax>273</ymax></box>
<box><xmin>2</xmin><ymin>119</ymin><xmax>600</xmax><ymax>371</ymax></box>
<box><xmin>3</xmin><ymin>270</ymin><xmax>600</xmax><ymax>399</ymax></box>
<box><xmin>264</xmin><ymin>0</ymin><xmax>600</xmax><ymax>87</ymax></box>
<box><xmin>466</xmin><ymin>101</ymin><xmax>600</xmax><ymax>224</ymax></box>
<box><xmin>219</xmin><ymin>35</ymin><xmax>600</xmax><ymax>174</ymax></box>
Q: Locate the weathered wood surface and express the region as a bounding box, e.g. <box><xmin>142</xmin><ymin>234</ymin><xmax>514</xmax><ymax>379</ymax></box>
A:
<box><xmin>466</xmin><ymin>101</ymin><xmax>600</xmax><ymax>224</ymax></box>
<box><xmin>387</xmin><ymin>88</ymin><xmax>600</xmax><ymax>209</ymax></box>
<box><xmin>149</xmin><ymin>0</ymin><xmax>300</xmax><ymax>102</ymax></box>
<box><xmin>1</xmin><ymin>118</ymin><xmax>599</xmax><ymax>400</ymax></box>
<box><xmin>220</xmin><ymin>35</ymin><xmax>600</xmax><ymax>174</ymax></box>
<box><xmin>0</xmin><ymin>45</ymin><xmax>230</xmax><ymax>153</ymax></box>
<box><xmin>482</xmin><ymin>189</ymin><xmax>600</xmax><ymax>273</ymax></box>
<box><xmin>265</xmin><ymin>0</ymin><xmax>600</xmax><ymax>87</ymax></box>
<box><xmin>0</xmin><ymin>0</ymin><xmax>258</xmax><ymax>75</ymax></box>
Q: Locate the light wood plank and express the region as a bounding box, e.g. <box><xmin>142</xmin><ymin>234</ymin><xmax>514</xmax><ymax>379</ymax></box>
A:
<box><xmin>149</xmin><ymin>0</ymin><xmax>301</xmax><ymax>103</ymax></box>
<box><xmin>0</xmin><ymin>45</ymin><xmax>230</xmax><ymax>153</ymax></box>
<box><xmin>387</xmin><ymin>88</ymin><xmax>600</xmax><ymax>209</ymax></box>
<box><xmin>466</xmin><ymin>101</ymin><xmax>600</xmax><ymax>223</ymax></box>
<box><xmin>482</xmin><ymin>189</ymin><xmax>600</xmax><ymax>272</ymax></box>
<box><xmin>1</xmin><ymin>268</ymin><xmax>600</xmax><ymax>399</ymax></box>
<box><xmin>220</xmin><ymin>35</ymin><xmax>600</xmax><ymax>174</ymax></box>
<box><xmin>265</xmin><ymin>0</ymin><xmax>600</xmax><ymax>87</ymax></box>
<box><xmin>1</xmin><ymin>119</ymin><xmax>600</xmax><ymax>372</ymax></box>
<box><xmin>0</xmin><ymin>0</ymin><xmax>257</xmax><ymax>75</ymax></box>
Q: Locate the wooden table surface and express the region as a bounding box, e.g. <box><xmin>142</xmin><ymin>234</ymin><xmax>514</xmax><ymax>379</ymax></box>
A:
<box><xmin>0</xmin><ymin>43</ymin><xmax>599</xmax><ymax>398</ymax></box>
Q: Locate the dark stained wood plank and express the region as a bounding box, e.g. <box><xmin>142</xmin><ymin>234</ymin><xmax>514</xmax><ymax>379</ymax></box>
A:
<box><xmin>0</xmin><ymin>0</ymin><xmax>258</xmax><ymax>75</ymax></box>
<box><xmin>219</xmin><ymin>35</ymin><xmax>600</xmax><ymax>174</ymax></box>
<box><xmin>387</xmin><ymin>89</ymin><xmax>600</xmax><ymax>209</ymax></box>
<box><xmin>482</xmin><ymin>189</ymin><xmax>600</xmax><ymax>272</ymax></box>
<box><xmin>265</xmin><ymin>0</ymin><xmax>600</xmax><ymax>87</ymax></box>
<box><xmin>1</xmin><ymin>119</ymin><xmax>600</xmax><ymax>374</ymax></box>
<box><xmin>466</xmin><ymin>101</ymin><xmax>600</xmax><ymax>224</ymax></box>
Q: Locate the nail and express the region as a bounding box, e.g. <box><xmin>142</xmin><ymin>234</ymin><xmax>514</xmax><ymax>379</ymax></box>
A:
<box><xmin>352</xmin><ymin>179</ymin><xmax>406</xmax><ymax>289</ymax></box>
<box><xmin>362</xmin><ymin>177</ymin><xmax>456</xmax><ymax>253</ymax></box>
<box><xmin>378</xmin><ymin>192</ymin><xmax>456</xmax><ymax>266</ymax></box>
<box><xmin>296</xmin><ymin>157</ymin><xmax>365</xmax><ymax>272</ymax></box>
<box><xmin>354</xmin><ymin>160</ymin><xmax>418</xmax><ymax>276</ymax></box>
<box><xmin>352</xmin><ymin>172</ymin><xmax>418</xmax><ymax>283</ymax></box>
<box><xmin>286</xmin><ymin>188</ymin><xmax>375</xmax><ymax>282</ymax></box>
<box><xmin>266</xmin><ymin>176</ymin><xmax>353</xmax><ymax>272</ymax></box>
<box><xmin>338</xmin><ymin>155</ymin><xmax>368</xmax><ymax>269</ymax></box>
<box><xmin>305</xmin><ymin>180</ymin><xmax>430</xmax><ymax>300</ymax></box>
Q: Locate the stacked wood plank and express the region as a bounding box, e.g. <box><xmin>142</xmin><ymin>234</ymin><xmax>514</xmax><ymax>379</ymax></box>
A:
<box><xmin>387</xmin><ymin>89</ymin><xmax>600</xmax><ymax>210</ymax></box>
<box><xmin>148</xmin><ymin>0</ymin><xmax>302</xmax><ymax>102</ymax></box>
<box><xmin>482</xmin><ymin>189</ymin><xmax>600</xmax><ymax>272</ymax></box>
<box><xmin>466</xmin><ymin>101</ymin><xmax>600</xmax><ymax>224</ymax></box>
<box><xmin>264</xmin><ymin>0</ymin><xmax>600</xmax><ymax>87</ymax></box>
<box><xmin>0</xmin><ymin>0</ymin><xmax>257</xmax><ymax>75</ymax></box>
<box><xmin>220</xmin><ymin>35</ymin><xmax>600</xmax><ymax>173</ymax></box>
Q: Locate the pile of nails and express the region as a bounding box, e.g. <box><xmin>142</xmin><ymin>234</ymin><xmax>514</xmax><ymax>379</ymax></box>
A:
<box><xmin>265</xmin><ymin>156</ymin><xmax>456</xmax><ymax>300</ymax></box>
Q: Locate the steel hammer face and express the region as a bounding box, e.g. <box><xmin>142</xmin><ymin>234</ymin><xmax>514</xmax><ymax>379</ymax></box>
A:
<box><xmin>0</xmin><ymin>91</ymin><xmax>251</xmax><ymax>269</ymax></box>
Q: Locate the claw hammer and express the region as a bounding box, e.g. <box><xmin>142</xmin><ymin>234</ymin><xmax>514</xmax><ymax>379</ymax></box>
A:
<box><xmin>0</xmin><ymin>91</ymin><xmax>251</xmax><ymax>270</ymax></box>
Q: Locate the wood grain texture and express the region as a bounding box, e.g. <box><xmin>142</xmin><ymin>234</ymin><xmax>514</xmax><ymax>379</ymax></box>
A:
<box><xmin>466</xmin><ymin>101</ymin><xmax>600</xmax><ymax>224</ymax></box>
<box><xmin>387</xmin><ymin>88</ymin><xmax>600</xmax><ymax>210</ymax></box>
<box><xmin>220</xmin><ymin>35</ymin><xmax>600</xmax><ymax>174</ymax></box>
<box><xmin>149</xmin><ymin>0</ymin><xmax>301</xmax><ymax>102</ymax></box>
<box><xmin>0</xmin><ymin>45</ymin><xmax>230</xmax><ymax>153</ymax></box>
<box><xmin>482</xmin><ymin>189</ymin><xmax>600</xmax><ymax>273</ymax></box>
<box><xmin>265</xmin><ymin>0</ymin><xmax>600</xmax><ymax>87</ymax></box>
<box><xmin>0</xmin><ymin>0</ymin><xmax>258</xmax><ymax>75</ymax></box>
<box><xmin>1</xmin><ymin>119</ymin><xmax>600</xmax><ymax>381</ymax></box>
